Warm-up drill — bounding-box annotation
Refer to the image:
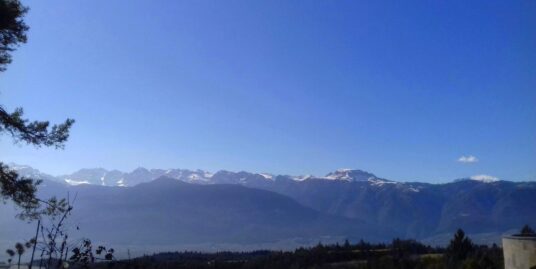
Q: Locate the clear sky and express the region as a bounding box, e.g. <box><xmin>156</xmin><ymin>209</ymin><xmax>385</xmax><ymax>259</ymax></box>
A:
<box><xmin>1</xmin><ymin>0</ymin><xmax>535</xmax><ymax>182</ymax></box>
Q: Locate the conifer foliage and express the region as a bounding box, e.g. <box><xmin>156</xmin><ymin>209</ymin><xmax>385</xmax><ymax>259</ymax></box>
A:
<box><xmin>0</xmin><ymin>0</ymin><xmax>74</xmax><ymax>215</ymax></box>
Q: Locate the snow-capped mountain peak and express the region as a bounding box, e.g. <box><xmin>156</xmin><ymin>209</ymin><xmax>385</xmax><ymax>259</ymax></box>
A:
<box><xmin>324</xmin><ymin>169</ymin><xmax>378</xmax><ymax>182</ymax></box>
<box><xmin>259</xmin><ymin>173</ymin><xmax>274</xmax><ymax>180</ymax></box>
<box><xmin>292</xmin><ymin>175</ymin><xmax>313</xmax><ymax>181</ymax></box>
<box><xmin>7</xmin><ymin>163</ymin><xmax>58</xmax><ymax>182</ymax></box>
<box><xmin>469</xmin><ymin>174</ymin><xmax>499</xmax><ymax>183</ymax></box>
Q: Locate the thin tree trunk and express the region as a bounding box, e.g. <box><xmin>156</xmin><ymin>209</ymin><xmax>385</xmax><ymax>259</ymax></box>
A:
<box><xmin>18</xmin><ymin>254</ymin><xmax>21</xmax><ymax>269</ymax></box>
<box><xmin>128</xmin><ymin>249</ymin><xmax>131</xmax><ymax>269</ymax></box>
<box><xmin>64</xmin><ymin>247</ymin><xmax>69</xmax><ymax>264</ymax></box>
<box><xmin>29</xmin><ymin>219</ymin><xmax>41</xmax><ymax>269</ymax></box>
<box><xmin>57</xmin><ymin>237</ymin><xmax>67</xmax><ymax>269</ymax></box>
<box><xmin>38</xmin><ymin>249</ymin><xmax>45</xmax><ymax>269</ymax></box>
<box><xmin>47</xmin><ymin>207</ymin><xmax>71</xmax><ymax>269</ymax></box>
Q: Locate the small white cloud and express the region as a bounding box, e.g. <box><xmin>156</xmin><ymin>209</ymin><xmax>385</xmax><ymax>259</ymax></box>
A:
<box><xmin>470</xmin><ymin>174</ymin><xmax>499</xmax><ymax>182</ymax></box>
<box><xmin>458</xmin><ymin>155</ymin><xmax>479</xmax><ymax>163</ymax></box>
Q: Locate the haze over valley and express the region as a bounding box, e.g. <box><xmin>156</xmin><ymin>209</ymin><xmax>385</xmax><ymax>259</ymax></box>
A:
<box><xmin>2</xmin><ymin>164</ymin><xmax>534</xmax><ymax>260</ymax></box>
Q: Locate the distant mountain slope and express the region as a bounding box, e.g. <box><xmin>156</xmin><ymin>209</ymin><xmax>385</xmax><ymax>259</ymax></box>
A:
<box><xmin>71</xmin><ymin>177</ymin><xmax>386</xmax><ymax>245</ymax></box>
<box><xmin>0</xmin><ymin>176</ymin><xmax>388</xmax><ymax>257</ymax></box>
<box><xmin>7</xmin><ymin>165</ymin><xmax>536</xmax><ymax>244</ymax></box>
<box><xmin>242</xmin><ymin>176</ymin><xmax>536</xmax><ymax>239</ymax></box>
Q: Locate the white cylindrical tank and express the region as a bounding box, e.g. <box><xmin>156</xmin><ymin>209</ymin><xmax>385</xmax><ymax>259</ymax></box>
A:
<box><xmin>503</xmin><ymin>235</ymin><xmax>536</xmax><ymax>269</ymax></box>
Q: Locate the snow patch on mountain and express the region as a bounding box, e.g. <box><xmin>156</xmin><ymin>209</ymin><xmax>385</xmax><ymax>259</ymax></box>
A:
<box><xmin>292</xmin><ymin>175</ymin><xmax>313</xmax><ymax>181</ymax></box>
<box><xmin>470</xmin><ymin>174</ymin><xmax>499</xmax><ymax>183</ymax></box>
<box><xmin>65</xmin><ymin>179</ymin><xmax>91</xmax><ymax>185</ymax></box>
<box><xmin>259</xmin><ymin>173</ymin><xmax>273</xmax><ymax>180</ymax></box>
<box><xmin>117</xmin><ymin>178</ymin><xmax>126</xmax><ymax>187</ymax></box>
<box><xmin>368</xmin><ymin>178</ymin><xmax>396</xmax><ymax>186</ymax></box>
<box><xmin>324</xmin><ymin>169</ymin><xmax>380</xmax><ymax>182</ymax></box>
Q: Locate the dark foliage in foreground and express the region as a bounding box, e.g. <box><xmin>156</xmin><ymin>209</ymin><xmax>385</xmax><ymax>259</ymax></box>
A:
<box><xmin>515</xmin><ymin>224</ymin><xmax>536</xmax><ymax>237</ymax></box>
<box><xmin>0</xmin><ymin>0</ymin><xmax>75</xmax><ymax>217</ymax></box>
<box><xmin>0</xmin><ymin>0</ymin><xmax>28</xmax><ymax>71</ymax></box>
<box><xmin>88</xmin><ymin>233</ymin><xmax>504</xmax><ymax>269</ymax></box>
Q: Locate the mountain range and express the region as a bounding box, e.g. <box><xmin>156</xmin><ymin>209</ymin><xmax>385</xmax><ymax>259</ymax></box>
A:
<box><xmin>8</xmin><ymin>164</ymin><xmax>402</xmax><ymax>187</ymax></box>
<box><xmin>1</xmin><ymin>164</ymin><xmax>535</xmax><ymax>259</ymax></box>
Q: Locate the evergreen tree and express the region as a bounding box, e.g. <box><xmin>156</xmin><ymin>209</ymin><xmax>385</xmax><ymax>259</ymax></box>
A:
<box><xmin>0</xmin><ymin>0</ymin><xmax>74</xmax><ymax>215</ymax></box>
<box><xmin>445</xmin><ymin>229</ymin><xmax>474</xmax><ymax>268</ymax></box>
<box><xmin>520</xmin><ymin>224</ymin><xmax>535</xmax><ymax>236</ymax></box>
<box><xmin>343</xmin><ymin>239</ymin><xmax>351</xmax><ymax>250</ymax></box>
<box><xmin>14</xmin><ymin>242</ymin><xmax>24</xmax><ymax>269</ymax></box>
<box><xmin>0</xmin><ymin>0</ymin><xmax>28</xmax><ymax>71</ymax></box>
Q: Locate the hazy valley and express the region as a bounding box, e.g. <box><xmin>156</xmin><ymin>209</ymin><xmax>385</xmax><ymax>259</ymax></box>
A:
<box><xmin>2</xmin><ymin>165</ymin><xmax>534</xmax><ymax>260</ymax></box>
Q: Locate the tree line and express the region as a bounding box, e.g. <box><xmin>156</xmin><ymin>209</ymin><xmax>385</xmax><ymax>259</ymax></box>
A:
<box><xmin>86</xmin><ymin>229</ymin><xmax>506</xmax><ymax>269</ymax></box>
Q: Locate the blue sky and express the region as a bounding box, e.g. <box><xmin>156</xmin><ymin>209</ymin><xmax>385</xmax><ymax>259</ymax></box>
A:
<box><xmin>1</xmin><ymin>0</ymin><xmax>535</xmax><ymax>182</ymax></box>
